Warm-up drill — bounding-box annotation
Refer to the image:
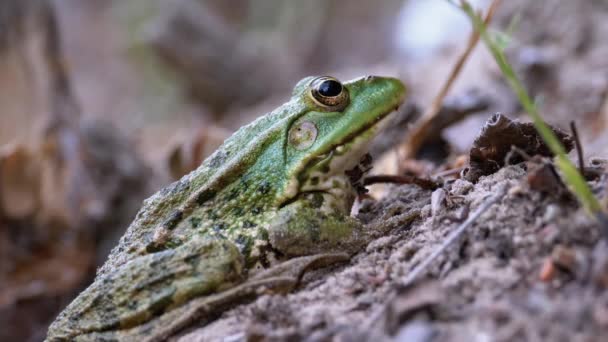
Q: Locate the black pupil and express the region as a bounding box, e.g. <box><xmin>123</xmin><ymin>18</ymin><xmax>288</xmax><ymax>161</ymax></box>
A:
<box><xmin>318</xmin><ymin>80</ymin><xmax>342</xmax><ymax>97</ymax></box>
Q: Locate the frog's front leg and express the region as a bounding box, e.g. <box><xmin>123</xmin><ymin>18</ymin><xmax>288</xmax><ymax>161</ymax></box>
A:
<box><xmin>46</xmin><ymin>238</ymin><xmax>245</xmax><ymax>342</ymax></box>
<box><xmin>268</xmin><ymin>193</ymin><xmax>371</xmax><ymax>257</ymax></box>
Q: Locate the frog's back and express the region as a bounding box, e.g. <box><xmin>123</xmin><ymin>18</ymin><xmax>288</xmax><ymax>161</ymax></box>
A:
<box><xmin>97</xmin><ymin>98</ymin><xmax>306</xmax><ymax>276</ymax></box>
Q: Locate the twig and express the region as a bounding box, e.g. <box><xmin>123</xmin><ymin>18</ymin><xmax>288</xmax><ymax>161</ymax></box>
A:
<box><xmin>570</xmin><ymin>121</ymin><xmax>585</xmax><ymax>175</ymax></box>
<box><xmin>432</xmin><ymin>167</ymin><xmax>465</xmax><ymax>179</ymax></box>
<box><xmin>363</xmin><ymin>184</ymin><xmax>508</xmax><ymax>330</ymax></box>
<box><xmin>363</xmin><ymin>174</ymin><xmax>439</xmax><ymax>190</ymax></box>
<box><xmin>398</xmin><ymin>0</ymin><xmax>500</xmax><ymax>160</ymax></box>
<box><xmin>402</xmin><ymin>184</ymin><xmax>507</xmax><ymax>286</ymax></box>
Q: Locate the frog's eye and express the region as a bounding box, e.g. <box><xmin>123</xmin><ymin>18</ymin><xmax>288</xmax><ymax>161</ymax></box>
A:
<box><xmin>309</xmin><ymin>76</ymin><xmax>349</xmax><ymax>111</ymax></box>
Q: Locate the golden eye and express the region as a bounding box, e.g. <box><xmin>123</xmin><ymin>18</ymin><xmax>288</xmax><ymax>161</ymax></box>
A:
<box><xmin>309</xmin><ymin>76</ymin><xmax>349</xmax><ymax>111</ymax></box>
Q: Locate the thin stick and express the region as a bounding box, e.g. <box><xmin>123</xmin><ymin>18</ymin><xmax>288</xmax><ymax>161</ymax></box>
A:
<box><xmin>398</xmin><ymin>0</ymin><xmax>501</xmax><ymax>160</ymax></box>
<box><xmin>401</xmin><ymin>183</ymin><xmax>507</xmax><ymax>286</ymax></box>
<box><xmin>363</xmin><ymin>174</ymin><xmax>439</xmax><ymax>190</ymax></box>
<box><xmin>432</xmin><ymin>167</ymin><xmax>465</xmax><ymax>178</ymax></box>
<box><xmin>570</xmin><ymin>121</ymin><xmax>585</xmax><ymax>175</ymax></box>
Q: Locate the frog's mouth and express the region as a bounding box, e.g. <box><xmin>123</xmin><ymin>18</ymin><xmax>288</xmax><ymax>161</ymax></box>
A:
<box><xmin>292</xmin><ymin>110</ymin><xmax>396</xmax><ymax>213</ymax></box>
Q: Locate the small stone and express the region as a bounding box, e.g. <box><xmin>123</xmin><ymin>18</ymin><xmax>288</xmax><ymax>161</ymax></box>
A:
<box><xmin>539</xmin><ymin>257</ymin><xmax>556</xmax><ymax>282</ymax></box>
<box><xmin>508</xmin><ymin>185</ymin><xmax>525</xmax><ymax>197</ymax></box>
<box><xmin>394</xmin><ymin>320</ymin><xmax>437</xmax><ymax>342</ymax></box>
<box><xmin>542</xmin><ymin>204</ymin><xmax>561</xmax><ymax>222</ymax></box>
<box><xmin>551</xmin><ymin>245</ymin><xmax>578</xmax><ymax>274</ymax></box>
<box><xmin>431</xmin><ymin>189</ymin><xmax>447</xmax><ymax>217</ymax></box>
<box><xmin>356</xmin><ymin>293</ymin><xmax>374</xmax><ymax>308</ymax></box>
<box><xmin>513</xmin><ymin>235</ymin><xmax>525</xmax><ymax>247</ymax></box>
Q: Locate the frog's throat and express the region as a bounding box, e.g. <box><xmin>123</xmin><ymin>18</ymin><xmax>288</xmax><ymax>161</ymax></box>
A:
<box><xmin>286</xmin><ymin>111</ymin><xmax>395</xmax><ymax>214</ymax></box>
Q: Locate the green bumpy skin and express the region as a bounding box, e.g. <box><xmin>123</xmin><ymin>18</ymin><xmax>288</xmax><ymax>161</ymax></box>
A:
<box><xmin>46</xmin><ymin>75</ymin><xmax>407</xmax><ymax>341</ymax></box>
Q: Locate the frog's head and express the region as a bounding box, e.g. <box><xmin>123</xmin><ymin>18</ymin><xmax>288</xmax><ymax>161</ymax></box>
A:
<box><xmin>280</xmin><ymin>75</ymin><xmax>406</xmax><ymax>213</ymax></box>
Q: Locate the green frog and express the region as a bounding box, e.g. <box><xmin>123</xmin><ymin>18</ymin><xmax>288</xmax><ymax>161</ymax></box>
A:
<box><xmin>46</xmin><ymin>75</ymin><xmax>410</xmax><ymax>341</ymax></box>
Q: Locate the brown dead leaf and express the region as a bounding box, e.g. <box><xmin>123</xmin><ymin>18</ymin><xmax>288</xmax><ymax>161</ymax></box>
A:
<box><xmin>463</xmin><ymin>113</ymin><xmax>574</xmax><ymax>182</ymax></box>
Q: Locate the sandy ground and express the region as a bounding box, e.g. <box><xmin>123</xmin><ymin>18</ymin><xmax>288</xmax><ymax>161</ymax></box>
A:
<box><xmin>172</xmin><ymin>165</ymin><xmax>607</xmax><ymax>341</ymax></box>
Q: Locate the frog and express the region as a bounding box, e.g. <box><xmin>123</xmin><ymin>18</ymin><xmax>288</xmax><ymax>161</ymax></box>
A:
<box><xmin>46</xmin><ymin>75</ymin><xmax>414</xmax><ymax>342</ymax></box>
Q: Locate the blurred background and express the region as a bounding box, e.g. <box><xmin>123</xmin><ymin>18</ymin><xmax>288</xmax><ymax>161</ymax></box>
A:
<box><xmin>1</xmin><ymin>0</ymin><xmax>608</xmax><ymax>340</ymax></box>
